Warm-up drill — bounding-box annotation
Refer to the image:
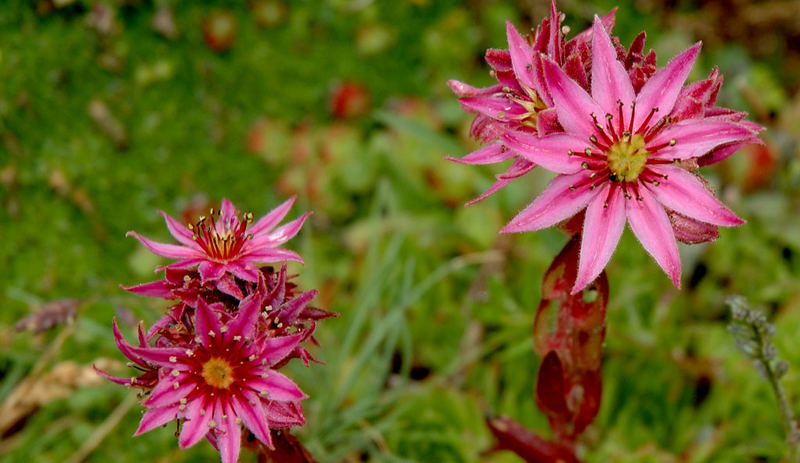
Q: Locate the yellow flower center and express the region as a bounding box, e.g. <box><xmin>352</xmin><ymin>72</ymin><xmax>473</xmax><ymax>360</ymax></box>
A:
<box><xmin>606</xmin><ymin>134</ymin><xmax>649</xmax><ymax>182</ymax></box>
<box><xmin>201</xmin><ymin>357</ymin><xmax>235</xmax><ymax>389</ymax></box>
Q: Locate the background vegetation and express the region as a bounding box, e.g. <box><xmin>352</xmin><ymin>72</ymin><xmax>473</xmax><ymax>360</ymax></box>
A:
<box><xmin>1</xmin><ymin>0</ymin><xmax>799</xmax><ymax>461</ymax></box>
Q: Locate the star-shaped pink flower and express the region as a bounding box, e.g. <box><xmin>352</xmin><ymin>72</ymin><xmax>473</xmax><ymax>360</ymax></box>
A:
<box><xmin>501</xmin><ymin>17</ymin><xmax>762</xmax><ymax>292</ymax></box>
<box><xmin>113</xmin><ymin>295</ymin><xmax>306</xmax><ymax>463</ymax></box>
<box><xmin>128</xmin><ymin>197</ymin><xmax>310</xmax><ymax>284</ymax></box>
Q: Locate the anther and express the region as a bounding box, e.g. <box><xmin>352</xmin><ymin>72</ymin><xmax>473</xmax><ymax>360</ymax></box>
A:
<box><xmin>652</xmin><ymin>180</ymin><xmax>660</xmax><ymax>186</ymax></box>
<box><xmin>208</xmin><ymin>330</ymin><xmax>215</xmax><ymax>337</ymax></box>
<box><xmin>603</xmin><ymin>201</ymin><xmax>609</xmax><ymax>208</ymax></box>
<box><xmin>624</xmin><ymin>193</ymin><xmax>632</xmax><ymax>199</ymax></box>
<box><xmin>169</xmin><ymin>356</ymin><xmax>177</xmax><ymax>362</ymax></box>
<box><xmin>500</xmin><ymin>145</ymin><xmax>507</xmax><ymax>152</ymax></box>
<box><xmin>584</xmin><ymin>148</ymin><xmax>592</xmax><ymax>156</ymax></box>
<box><xmin>567</xmin><ymin>150</ymin><xmax>574</xmax><ymax>156</ymax></box>
<box><xmin>589</xmin><ymin>173</ymin><xmax>597</xmax><ymax>179</ymax></box>
<box><xmin>669</xmin><ymin>139</ymin><xmax>676</xmax><ymax>146</ymax></box>
<box><xmin>590</xmin><ymin>135</ymin><xmax>598</xmax><ymax>143</ymax></box>
<box><xmin>569</xmin><ymin>186</ymin><xmax>576</xmax><ymax>191</ymax></box>
<box><xmin>172</xmin><ymin>370</ymin><xmax>180</xmax><ymax>377</ymax></box>
<box><xmin>581</xmin><ymin>162</ymin><xmax>589</xmax><ymax>169</ymax></box>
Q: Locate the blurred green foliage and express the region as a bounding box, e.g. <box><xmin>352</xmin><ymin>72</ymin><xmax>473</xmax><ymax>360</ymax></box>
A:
<box><xmin>0</xmin><ymin>0</ymin><xmax>799</xmax><ymax>462</ymax></box>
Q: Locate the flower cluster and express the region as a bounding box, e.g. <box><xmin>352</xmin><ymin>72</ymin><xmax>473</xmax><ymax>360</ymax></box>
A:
<box><xmin>98</xmin><ymin>198</ymin><xmax>334</xmax><ymax>463</ymax></box>
<box><xmin>450</xmin><ymin>1</ymin><xmax>764</xmax><ymax>292</ymax></box>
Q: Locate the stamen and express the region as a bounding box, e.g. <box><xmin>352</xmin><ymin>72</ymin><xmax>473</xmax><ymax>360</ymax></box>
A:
<box><xmin>628</xmin><ymin>101</ymin><xmax>636</xmax><ymax>134</ymax></box>
<box><xmin>635</xmin><ymin>107</ymin><xmax>659</xmax><ymax>134</ymax></box>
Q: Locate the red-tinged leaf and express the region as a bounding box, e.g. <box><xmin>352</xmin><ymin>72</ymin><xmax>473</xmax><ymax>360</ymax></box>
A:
<box><xmin>572</xmin><ymin>370</ymin><xmax>603</xmax><ymax>436</ymax></box>
<box><xmin>535</xmin><ymin>351</ymin><xmax>569</xmax><ymax>422</ymax></box>
<box><xmin>484</xmin><ymin>415</ymin><xmax>580</xmax><ymax>463</ymax></box>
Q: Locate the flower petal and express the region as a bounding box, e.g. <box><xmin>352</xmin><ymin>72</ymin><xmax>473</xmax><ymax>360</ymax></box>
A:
<box><xmin>127</xmin><ymin>232</ymin><xmax>203</xmax><ymax>260</ymax></box>
<box><xmin>144</xmin><ymin>374</ymin><xmax>195</xmax><ymax>407</ymax></box>
<box><xmin>240</xmin><ymin>248</ymin><xmax>304</xmax><ymax>265</ymax></box>
<box><xmin>134</xmin><ymin>406</ymin><xmax>178</xmax><ymax>436</ymax></box>
<box><xmin>249</xmin><ymin>370</ymin><xmax>306</xmax><ymax>401</ymax></box>
<box><xmin>542</xmin><ymin>58</ymin><xmax>604</xmax><ymax>140</ymax></box>
<box><xmin>259</xmin><ymin>333</ymin><xmax>304</xmax><ymax>366</ymax></box>
<box><xmin>248</xmin><ymin>196</ymin><xmax>296</xmax><ymax>236</ymax></box>
<box><xmin>465</xmin><ymin>158</ymin><xmax>536</xmax><ymax>206</ymax></box>
<box><xmin>648</xmin><ymin>119</ymin><xmax>756</xmax><ymax>160</ymax></box>
<box><xmin>501</xmin><ymin>132</ymin><xmax>590</xmax><ymax>174</ymax></box>
<box><xmin>645</xmin><ymin>165</ymin><xmax>743</xmax><ymax>226</ymax></box>
<box><xmin>216</xmin><ymin>401</ymin><xmax>241</xmax><ymax>463</ymax></box>
<box><xmin>232</xmin><ymin>391</ymin><xmax>273</xmax><ymax>448</ymax></box>
<box><xmin>214</xmin><ymin>274</ymin><xmax>244</xmax><ymax>300</ymax></box>
<box><xmin>573</xmin><ymin>184</ymin><xmax>626</xmax><ymax>293</ymax></box>
<box><xmin>252</xmin><ymin>212</ymin><xmax>311</xmax><ymax>247</ymax></box>
<box><xmin>506</xmin><ymin>21</ymin><xmax>536</xmax><ymax>90</ymax></box>
<box><xmin>122</xmin><ymin>280</ymin><xmax>175</xmax><ymax>299</ymax></box>
<box><xmin>590</xmin><ymin>16</ymin><xmax>635</xmax><ymax>118</ymax></box>
<box><xmin>634</xmin><ymin>43</ymin><xmax>701</xmax><ymax>131</ymax></box>
<box><xmin>196</xmin><ymin>298</ymin><xmax>223</xmax><ymax>347</ymax></box>
<box><xmin>227</xmin><ymin>289</ymin><xmax>262</xmax><ymax>340</ymax></box>
<box><xmin>227</xmin><ymin>261</ymin><xmax>263</xmax><ymax>281</ymax></box>
<box><xmin>220</xmin><ymin>198</ymin><xmax>236</xmax><ymax>221</ymax></box>
<box><xmin>625</xmin><ymin>188</ymin><xmax>681</xmax><ymax>288</ymax></box>
<box><xmin>447</xmin><ymin>80</ymin><xmax>503</xmax><ymax>98</ymax></box>
<box><xmin>159</xmin><ymin>211</ymin><xmax>199</xmax><ymax>249</ymax></box>
<box><xmin>179</xmin><ymin>399</ymin><xmax>213</xmax><ymax>449</ymax></box>
<box><xmin>501</xmin><ymin>172</ymin><xmax>598</xmax><ymax>233</ymax></box>
<box><xmin>458</xmin><ymin>96</ymin><xmax>527</xmax><ymax>121</ymax></box>
<box><xmin>445</xmin><ymin>141</ymin><xmax>513</xmax><ymax>165</ymax></box>
<box><xmin>198</xmin><ymin>261</ymin><xmax>226</xmax><ymax>281</ymax></box>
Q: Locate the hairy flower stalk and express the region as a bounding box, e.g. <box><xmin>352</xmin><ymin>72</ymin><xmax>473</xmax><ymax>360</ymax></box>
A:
<box><xmin>99</xmin><ymin>198</ymin><xmax>333</xmax><ymax>463</ymax></box>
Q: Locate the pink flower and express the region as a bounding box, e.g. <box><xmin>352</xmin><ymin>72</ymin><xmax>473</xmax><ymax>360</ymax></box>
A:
<box><xmin>113</xmin><ymin>295</ymin><xmax>306</xmax><ymax>463</ymax></box>
<box><xmin>128</xmin><ymin>197</ymin><xmax>311</xmax><ymax>284</ymax></box>
<box><xmin>500</xmin><ymin>17</ymin><xmax>762</xmax><ymax>292</ymax></box>
<box><xmin>447</xmin><ymin>1</ymin><xmax>620</xmax><ymax>204</ymax></box>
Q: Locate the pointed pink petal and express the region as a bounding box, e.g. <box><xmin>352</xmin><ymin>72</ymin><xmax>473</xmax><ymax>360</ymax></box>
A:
<box><xmin>112</xmin><ymin>318</ymin><xmax>147</xmax><ymax>367</ymax></box>
<box><xmin>590</xmin><ymin>16</ymin><xmax>635</xmax><ymax>118</ymax></box>
<box><xmin>259</xmin><ymin>333</ymin><xmax>304</xmax><ymax>366</ymax></box>
<box><xmin>249</xmin><ymin>371</ymin><xmax>306</xmax><ymax>401</ymax></box>
<box><xmin>645</xmin><ymin>165</ymin><xmax>744</xmax><ymax>226</ymax></box>
<box><xmin>573</xmin><ymin>184</ymin><xmax>626</xmax><ymax>293</ymax></box>
<box><xmin>501</xmin><ymin>132</ymin><xmax>590</xmax><ymax>174</ymax></box>
<box><xmin>648</xmin><ymin>119</ymin><xmax>755</xmax><ymax>160</ymax></box>
<box><xmin>227</xmin><ymin>290</ymin><xmax>262</xmax><ymax>340</ymax></box>
<box><xmin>216</xmin><ymin>402</ymin><xmax>241</xmax><ymax>463</ymax></box>
<box><xmin>127</xmin><ymin>232</ymin><xmax>203</xmax><ymax>260</ymax></box>
<box><xmin>278</xmin><ymin>289</ymin><xmax>317</xmax><ymax>325</ymax></box>
<box><xmin>546</xmin><ymin>0</ymin><xmax>562</xmax><ymax>62</ymax></box>
<box><xmin>506</xmin><ymin>21</ymin><xmax>536</xmax><ymax>90</ymax></box>
<box><xmin>447</xmin><ymin>80</ymin><xmax>503</xmax><ymax>98</ymax></box>
<box><xmin>542</xmin><ymin>58</ymin><xmax>604</xmax><ymax>139</ymax></box>
<box><xmin>253</xmin><ymin>212</ymin><xmax>311</xmax><ymax>247</ymax></box>
<box><xmin>134</xmin><ymin>406</ymin><xmax>178</xmax><ymax>436</ymax></box>
<box><xmin>144</xmin><ymin>375</ymin><xmax>195</xmax><ymax>407</ymax></box>
<box><xmin>445</xmin><ymin>141</ymin><xmax>513</xmax><ymax>165</ymax></box>
<box><xmin>122</xmin><ymin>280</ymin><xmax>174</xmax><ymax>299</ymax></box>
<box><xmin>458</xmin><ymin>96</ymin><xmax>527</xmax><ymax>120</ymax></box>
<box><xmin>465</xmin><ymin>158</ymin><xmax>535</xmax><ymax>206</ymax></box>
<box><xmin>198</xmin><ymin>261</ymin><xmax>226</xmax><ymax>281</ymax></box>
<box><xmin>240</xmin><ymin>249</ymin><xmax>304</xmax><ymax>265</ymax></box>
<box><xmin>227</xmin><ymin>261</ymin><xmax>262</xmax><ymax>281</ymax></box>
<box><xmin>626</xmin><ymin>188</ymin><xmax>681</xmax><ymax>288</ymax></box>
<box><xmin>179</xmin><ymin>399</ymin><xmax>213</xmax><ymax>448</ymax></box>
<box><xmin>196</xmin><ymin>299</ymin><xmax>223</xmax><ymax>347</ymax></box>
<box><xmin>233</xmin><ymin>391</ymin><xmax>273</xmax><ymax>448</ymax></box>
<box><xmin>214</xmin><ymin>274</ymin><xmax>244</xmax><ymax>300</ymax></box>
<box><xmin>634</xmin><ymin>43</ymin><xmax>701</xmax><ymax>130</ymax></box>
<box><xmin>159</xmin><ymin>211</ymin><xmax>199</xmax><ymax>249</ymax></box>
<box><xmin>501</xmin><ymin>172</ymin><xmax>598</xmax><ymax>233</ymax></box>
<box><xmin>248</xmin><ymin>197</ymin><xmax>296</xmax><ymax>236</ymax></box>
<box><xmin>93</xmin><ymin>365</ymin><xmax>134</xmax><ymax>386</ymax></box>
<box><xmin>164</xmin><ymin>258</ymin><xmax>205</xmax><ymax>270</ymax></box>
<box><xmin>127</xmin><ymin>344</ymin><xmax>187</xmax><ymax>368</ymax></box>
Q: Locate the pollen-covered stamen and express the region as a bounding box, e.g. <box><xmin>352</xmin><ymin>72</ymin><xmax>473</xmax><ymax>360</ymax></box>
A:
<box><xmin>201</xmin><ymin>357</ymin><xmax>235</xmax><ymax>389</ymax></box>
<box><xmin>606</xmin><ymin>133</ymin><xmax>650</xmax><ymax>182</ymax></box>
<box><xmin>605</xmin><ymin>113</ymin><xmax>619</xmax><ymax>143</ymax></box>
<box><xmin>627</xmin><ymin>101</ymin><xmax>637</xmax><ymax>134</ymax></box>
<box><xmin>190</xmin><ymin>210</ymin><xmax>255</xmax><ymax>262</ymax></box>
<box><xmin>617</xmin><ymin>100</ymin><xmax>625</xmax><ymax>139</ymax></box>
<box><xmin>568</xmin><ymin>171</ymin><xmax>610</xmax><ymax>191</ymax></box>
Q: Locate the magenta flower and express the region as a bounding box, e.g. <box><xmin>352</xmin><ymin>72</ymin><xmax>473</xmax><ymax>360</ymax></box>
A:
<box><xmin>447</xmin><ymin>1</ymin><xmax>620</xmax><ymax>204</ymax></box>
<box><xmin>128</xmin><ymin>197</ymin><xmax>310</xmax><ymax>284</ymax></box>
<box><xmin>500</xmin><ymin>17</ymin><xmax>762</xmax><ymax>292</ymax></box>
<box><xmin>114</xmin><ymin>296</ymin><xmax>306</xmax><ymax>463</ymax></box>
